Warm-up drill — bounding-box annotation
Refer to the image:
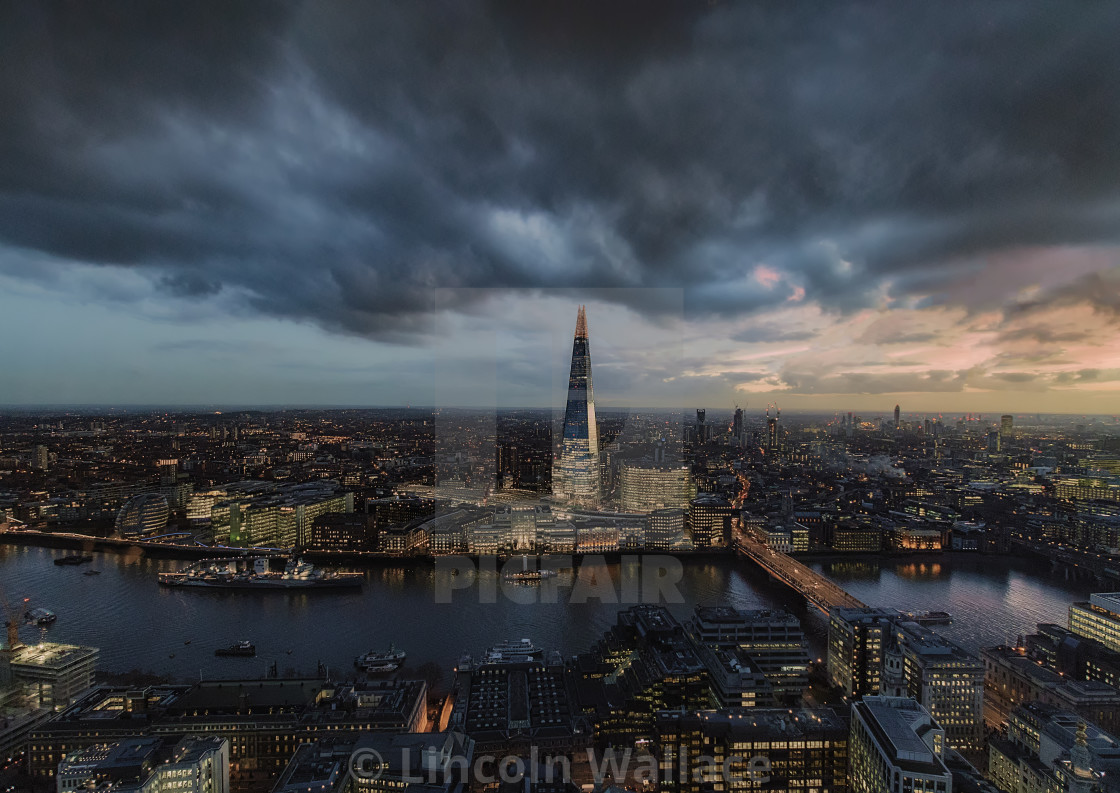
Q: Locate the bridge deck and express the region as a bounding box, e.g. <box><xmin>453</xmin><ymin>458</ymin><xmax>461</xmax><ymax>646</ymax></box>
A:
<box><xmin>736</xmin><ymin>535</ymin><xmax>865</xmax><ymax>613</ymax></box>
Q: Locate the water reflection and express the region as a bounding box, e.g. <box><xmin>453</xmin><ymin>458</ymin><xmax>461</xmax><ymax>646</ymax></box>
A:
<box><xmin>894</xmin><ymin>561</ymin><xmax>943</xmax><ymax>579</ymax></box>
<box><xmin>0</xmin><ymin>545</ymin><xmax>1098</xmax><ymax>680</ymax></box>
<box><xmin>818</xmin><ymin>560</ymin><xmax>881</xmax><ymax>581</ymax></box>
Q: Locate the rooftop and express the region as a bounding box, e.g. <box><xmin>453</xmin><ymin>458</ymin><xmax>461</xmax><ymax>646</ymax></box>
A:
<box><xmin>659</xmin><ymin>707</ymin><xmax>847</xmax><ymax>740</ymax></box>
<box><xmin>10</xmin><ymin>641</ymin><xmax>98</xmax><ymax>670</ymax></box>
<box><xmin>858</xmin><ymin>697</ymin><xmax>950</xmax><ymax>777</ymax></box>
<box><xmin>1089</xmin><ymin>593</ymin><xmax>1120</xmax><ymax>615</ymax></box>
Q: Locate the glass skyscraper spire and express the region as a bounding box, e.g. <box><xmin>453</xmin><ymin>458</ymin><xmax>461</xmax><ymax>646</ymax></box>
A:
<box><xmin>554</xmin><ymin>305</ymin><xmax>600</xmax><ymax>507</ymax></box>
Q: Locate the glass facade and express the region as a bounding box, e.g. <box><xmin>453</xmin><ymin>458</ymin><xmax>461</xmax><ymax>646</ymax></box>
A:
<box><xmin>554</xmin><ymin>306</ymin><xmax>600</xmax><ymax>507</ymax></box>
<box><xmin>1070</xmin><ymin>594</ymin><xmax>1120</xmax><ymax>654</ymax></box>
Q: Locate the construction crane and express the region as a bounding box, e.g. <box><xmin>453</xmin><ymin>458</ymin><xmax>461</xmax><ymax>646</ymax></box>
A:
<box><xmin>0</xmin><ymin>585</ymin><xmax>26</xmax><ymax>651</ymax></box>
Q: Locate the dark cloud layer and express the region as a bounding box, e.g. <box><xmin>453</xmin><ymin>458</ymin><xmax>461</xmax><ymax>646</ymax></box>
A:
<box><xmin>3</xmin><ymin>1</ymin><xmax>1120</xmax><ymax>340</ymax></box>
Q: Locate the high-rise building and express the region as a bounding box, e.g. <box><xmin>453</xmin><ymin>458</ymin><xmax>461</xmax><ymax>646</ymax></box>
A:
<box><xmin>894</xmin><ymin>404</ymin><xmax>901</xmax><ymax>429</ymax></box>
<box><xmin>690</xmin><ymin>607</ymin><xmax>811</xmax><ymax>702</ymax></box>
<box><xmin>886</xmin><ymin>620</ymin><xmax>986</xmax><ymax>752</ymax></box>
<box><xmin>156</xmin><ymin>458</ymin><xmax>178</xmax><ymax>486</ymax></box>
<box><xmin>553</xmin><ymin>306</ymin><xmax>600</xmax><ymax>508</ymax></box>
<box><xmin>688</xmin><ymin>494</ymin><xmax>733</xmax><ymax>548</ymax></box>
<box><xmin>765</xmin><ymin>407</ymin><xmax>781</xmax><ymax>455</ymax></box>
<box><xmin>618</xmin><ymin>463</ymin><xmax>696</xmax><ymax>513</ymax></box>
<box><xmin>1001</xmin><ymin>414</ymin><xmax>1014</xmax><ymax>438</ymax></box>
<box><xmin>827</xmin><ymin>607</ymin><xmax>897</xmax><ymax>698</ymax></box>
<box><xmin>849</xmin><ymin>696</ymin><xmax>952</xmax><ymax>793</ymax></box>
<box><xmin>732</xmin><ymin>406</ymin><xmax>744</xmax><ymax>439</ymax></box>
<box><xmin>655</xmin><ymin>708</ymin><xmax>850</xmax><ymax>793</ymax></box>
<box><xmin>648</xmin><ymin>508</ymin><xmax>686</xmax><ymax>550</ymax></box>
<box><xmin>1070</xmin><ymin>593</ymin><xmax>1120</xmax><ymax>654</ymax></box>
<box><xmin>695</xmin><ymin>409</ymin><xmax>708</xmax><ymax>443</ymax></box>
<box><xmin>32</xmin><ymin>444</ymin><xmax>48</xmax><ymax>471</ymax></box>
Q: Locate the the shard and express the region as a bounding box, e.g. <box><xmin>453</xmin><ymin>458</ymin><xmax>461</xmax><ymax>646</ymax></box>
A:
<box><xmin>554</xmin><ymin>305</ymin><xmax>600</xmax><ymax>507</ymax></box>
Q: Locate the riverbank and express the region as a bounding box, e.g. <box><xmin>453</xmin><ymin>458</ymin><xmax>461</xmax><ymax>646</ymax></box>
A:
<box><xmin>0</xmin><ymin>528</ymin><xmax>737</xmax><ymax>565</ymax></box>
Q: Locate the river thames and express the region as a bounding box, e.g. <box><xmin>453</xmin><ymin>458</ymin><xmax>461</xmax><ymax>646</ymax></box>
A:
<box><xmin>0</xmin><ymin>544</ymin><xmax>1094</xmax><ymax>681</ymax></box>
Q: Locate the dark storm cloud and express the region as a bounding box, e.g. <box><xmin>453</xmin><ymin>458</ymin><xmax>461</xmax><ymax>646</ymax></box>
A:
<box><xmin>3</xmin><ymin>1</ymin><xmax>1120</xmax><ymax>339</ymax></box>
<box><xmin>1004</xmin><ymin>271</ymin><xmax>1120</xmax><ymax>321</ymax></box>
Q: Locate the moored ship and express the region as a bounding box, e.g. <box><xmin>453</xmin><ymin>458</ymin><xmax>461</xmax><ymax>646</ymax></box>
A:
<box><xmin>215</xmin><ymin>640</ymin><xmax>255</xmax><ymax>657</ymax></box>
<box><xmin>158</xmin><ymin>557</ymin><xmax>362</xmax><ymax>590</ymax></box>
<box><xmin>503</xmin><ymin>569</ymin><xmax>558</xmax><ymax>583</ymax></box>
<box><xmin>54</xmin><ymin>554</ymin><xmax>94</xmax><ymax>566</ymax></box>
<box><xmin>356</xmin><ymin>643</ymin><xmax>406</xmax><ymax>672</ymax></box>
<box><xmin>899</xmin><ymin>609</ymin><xmax>952</xmax><ymax>625</ymax></box>
<box><xmin>502</xmin><ymin>555</ymin><xmax>559</xmax><ymax>584</ymax></box>
<box><xmin>484</xmin><ymin>638</ymin><xmax>542</xmax><ymax>660</ymax></box>
<box><xmin>26</xmin><ymin>607</ymin><xmax>57</xmax><ymax>626</ymax></box>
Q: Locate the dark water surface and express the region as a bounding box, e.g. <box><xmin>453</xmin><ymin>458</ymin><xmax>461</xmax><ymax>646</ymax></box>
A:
<box><xmin>0</xmin><ymin>545</ymin><xmax>1093</xmax><ymax>680</ymax></box>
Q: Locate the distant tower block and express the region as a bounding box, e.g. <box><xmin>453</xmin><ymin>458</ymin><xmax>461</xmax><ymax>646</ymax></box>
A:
<box><xmin>553</xmin><ymin>306</ymin><xmax>600</xmax><ymax>507</ymax></box>
<box><xmin>894</xmin><ymin>404</ymin><xmax>900</xmax><ymax>429</ymax></box>
<box><xmin>1000</xmin><ymin>414</ymin><xmax>1013</xmax><ymax>438</ymax></box>
<box><xmin>696</xmin><ymin>409</ymin><xmax>707</xmax><ymax>443</ymax></box>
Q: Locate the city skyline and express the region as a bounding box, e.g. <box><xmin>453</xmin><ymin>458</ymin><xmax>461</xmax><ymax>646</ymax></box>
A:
<box><xmin>2</xmin><ymin>4</ymin><xmax>1120</xmax><ymax>411</ymax></box>
<box><xmin>1</xmin><ymin>289</ymin><xmax>1119</xmax><ymax>415</ymax></box>
<box><xmin>5</xmin><ymin>5</ymin><xmax>1120</xmax><ymax>791</ymax></box>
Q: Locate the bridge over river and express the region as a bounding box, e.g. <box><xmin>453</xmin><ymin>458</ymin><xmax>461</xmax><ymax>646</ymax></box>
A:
<box><xmin>735</xmin><ymin>533</ymin><xmax>865</xmax><ymax>614</ymax></box>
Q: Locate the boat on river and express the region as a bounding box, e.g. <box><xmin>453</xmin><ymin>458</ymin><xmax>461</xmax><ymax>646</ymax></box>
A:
<box><xmin>159</xmin><ymin>557</ymin><xmax>362</xmax><ymax>590</ymax></box>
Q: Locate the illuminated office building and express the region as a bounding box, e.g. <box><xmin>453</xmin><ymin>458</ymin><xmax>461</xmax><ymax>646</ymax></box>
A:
<box><xmin>8</xmin><ymin>642</ymin><xmax>99</xmax><ymax>710</ymax></box>
<box><xmin>765</xmin><ymin>407</ymin><xmax>781</xmax><ymax>455</ymax></box>
<box><xmin>619</xmin><ymin>463</ymin><xmax>696</xmax><ymax>513</ymax></box>
<box><xmin>690</xmin><ymin>606</ymin><xmax>811</xmax><ymax>702</ymax></box>
<box><xmin>849</xmin><ymin>697</ymin><xmax>951</xmax><ymax>793</ymax></box>
<box><xmin>648</xmin><ymin>508</ymin><xmax>686</xmax><ymax>550</ymax></box>
<box><xmin>553</xmin><ymin>306</ymin><xmax>600</xmax><ymax>508</ymax></box>
<box><xmin>655</xmin><ymin>707</ymin><xmax>850</xmax><ymax>793</ymax></box>
<box><xmin>688</xmin><ymin>494</ymin><xmax>733</xmax><ymax>548</ymax></box>
<box><xmin>884</xmin><ymin>621</ymin><xmax>985</xmax><ymax>752</ymax></box>
<box><xmin>827</xmin><ymin>608</ymin><xmax>896</xmax><ymax>698</ymax></box>
<box><xmin>115</xmin><ymin>493</ymin><xmax>171</xmax><ymax>536</ymax></box>
<box><xmin>988</xmin><ymin>702</ymin><xmax>1108</xmax><ymax>793</ymax></box>
<box><xmin>56</xmin><ymin>736</ymin><xmax>230</xmax><ymax>793</ymax></box>
<box><xmin>1070</xmin><ymin>593</ymin><xmax>1120</xmax><ymax>654</ymax></box>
